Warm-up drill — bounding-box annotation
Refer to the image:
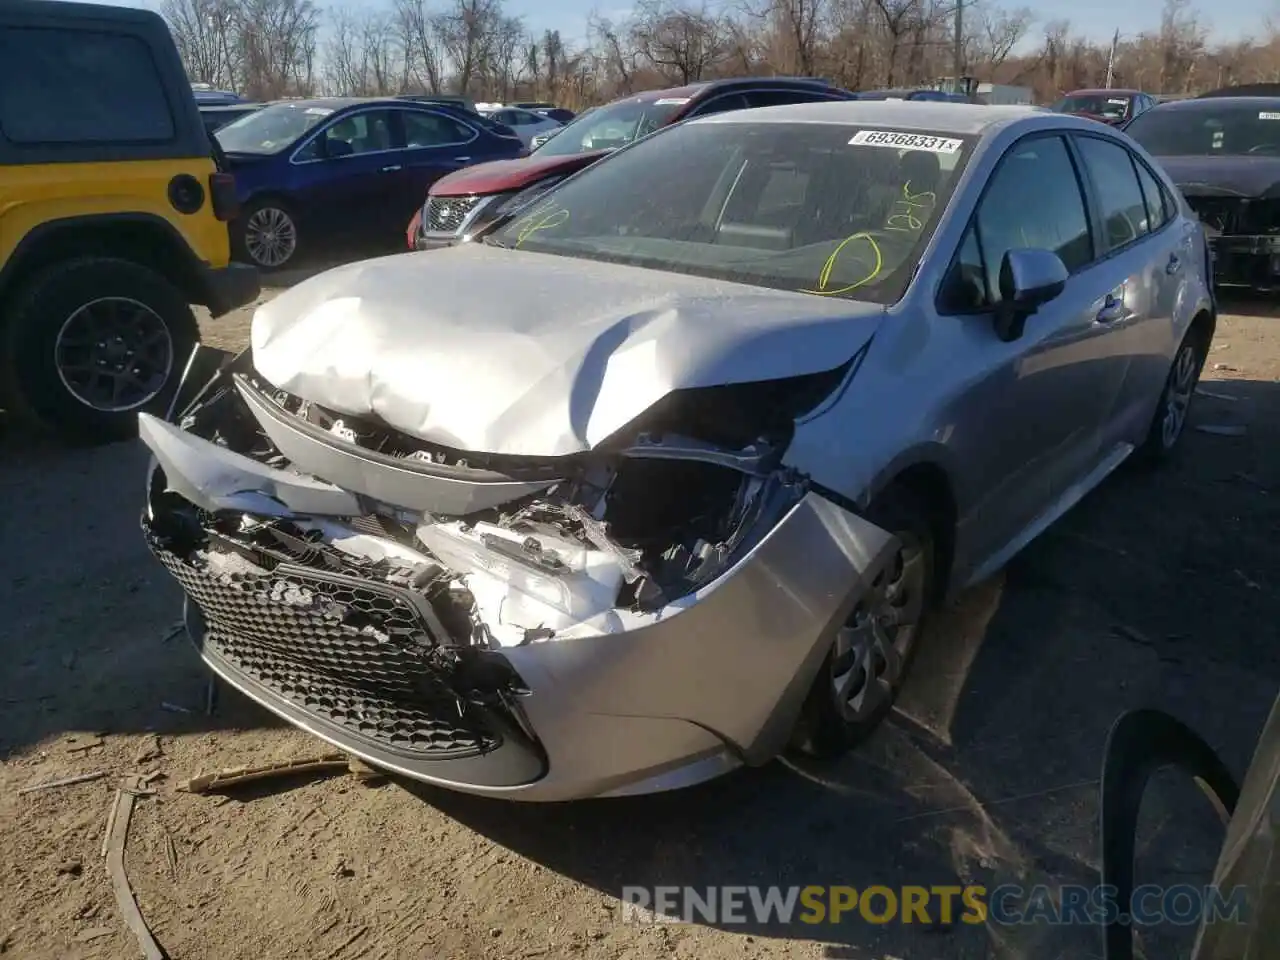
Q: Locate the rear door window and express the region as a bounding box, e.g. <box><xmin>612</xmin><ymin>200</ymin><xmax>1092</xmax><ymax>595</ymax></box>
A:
<box><xmin>402</xmin><ymin>110</ymin><xmax>475</xmax><ymax>149</ymax></box>
<box><xmin>1133</xmin><ymin>157</ymin><xmax>1172</xmax><ymax>231</ymax></box>
<box><xmin>1075</xmin><ymin>135</ymin><xmax>1153</xmax><ymax>249</ymax></box>
<box><xmin>0</xmin><ymin>26</ymin><xmax>174</xmax><ymax>143</ymax></box>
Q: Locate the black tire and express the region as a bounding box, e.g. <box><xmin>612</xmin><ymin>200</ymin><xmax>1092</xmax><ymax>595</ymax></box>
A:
<box><xmin>233</xmin><ymin>197</ymin><xmax>301</xmax><ymax>271</ymax></box>
<box><xmin>1135</xmin><ymin>326</ymin><xmax>1207</xmax><ymax>467</ymax></box>
<box><xmin>0</xmin><ymin>257</ymin><xmax>198</xmax><ymax>444</ymax></box>
<box><xmin>789</xmin><ymin>487</ymin><xmax>937</xmax><ymax>759</ymax></box>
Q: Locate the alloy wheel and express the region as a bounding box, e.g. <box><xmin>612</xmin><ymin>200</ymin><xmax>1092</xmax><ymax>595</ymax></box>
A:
<box><xmin>831</xmin><ymin>534</ymin><xmax>927</xmax><ymax>724</ymax></box>
<box><xmin>244</xmin><ymin>206</ymin><xmax>298</xmax><ymax>268</ymax></box>
<box><xmin>1161</xmin><ymin>341</ymin><xmax>1200</xmax><ymax>449</ymax></box>
<box><xmin>53</xmin><ymin>297</ymin><xmax>174</xmax><ymax>412</ymax></box>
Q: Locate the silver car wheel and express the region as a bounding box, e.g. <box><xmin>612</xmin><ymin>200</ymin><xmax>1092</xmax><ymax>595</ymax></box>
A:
<box><xmin>244</xmin><ymin>206</ymin><xmax>298</xmax><ymax>268</ymax></box>
<box><xmin>1161</xmin><ymin>340</ymin><xmax>1199</xmax><ymax>449</ymax></box>
<box><xmin>831</xmin><ymin>536</ymin><xmax>926</xmax><ymax>724</ymax></box>
<box><xmin>53</xmin><ymin>297</ymin><xmax>174</xmax><ymax>412</ymax></box>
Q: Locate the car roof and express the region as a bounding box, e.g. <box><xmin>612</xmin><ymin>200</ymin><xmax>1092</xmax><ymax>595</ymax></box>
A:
<box><xmin>691</xmin><ymin>99</ymin><xmax>1044</xmax><ymax>136</ymax></box>
<box><xmin>610</xmin><ymin>76</ymin><xmax>843</xmax><ymax>106</ymax></box>
<box><xmin>4</xmin><ymin>0</ymin><xmax>159</xmax><ymax>24</ymax></box>
<box><xmin>1148</xmin><ymin>95</ymin><xmax>1280</xmax><ymax>111</ymax></box>
<box><xmin>1067</xmin><ymin>88</ymin><xmax>1140</xmax><ymax>96</ymax></box>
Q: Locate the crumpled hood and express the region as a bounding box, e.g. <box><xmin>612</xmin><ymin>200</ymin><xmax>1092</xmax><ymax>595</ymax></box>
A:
<box><xmin>1156</xmin><ymin>155</ymin><xmax>1280</xmax><ymax>197</ymax></box>
<box><xmin>250</xmin><ymin>244</ymin><xmax>884</xmax><ymax>457</ymax></box>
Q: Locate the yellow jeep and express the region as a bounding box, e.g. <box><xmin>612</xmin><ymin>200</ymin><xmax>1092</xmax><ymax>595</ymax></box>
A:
<box><xmin>0</xmin><ymin>0</ymin><xmax>260</xmax><ymax>442</ymax></box>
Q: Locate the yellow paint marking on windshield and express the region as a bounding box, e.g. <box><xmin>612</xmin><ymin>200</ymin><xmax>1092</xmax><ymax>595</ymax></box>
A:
<box><xmin>798</xmin><ymin>231</ymin><xmax>883</xmax><ymax>297</ymax></box>
<box><xmin>512</xmin><ymin>204</ymin><xmax>570</xmax><ymax>248</ymax></box>
<box><xmin>884</xmin><ymin>180</ymin><xmax>936</xmax><ymax>234</ymax></box>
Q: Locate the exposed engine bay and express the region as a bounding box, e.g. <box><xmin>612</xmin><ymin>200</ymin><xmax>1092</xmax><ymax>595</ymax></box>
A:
<box><xmin>148</xmin><ymin>351</ymin><xmax>842</xmax><ymax>658</ymax></box>
<box><xmin>1183</xmin><ymin>191</ymin><xmax>1280</xmax><ymax>289</ymax></box>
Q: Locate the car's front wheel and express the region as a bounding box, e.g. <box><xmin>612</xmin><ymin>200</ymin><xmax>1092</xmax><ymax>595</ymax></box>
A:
<box><xmin>236</xmin><ymin>199</ymin><xmax>300</xmax><ymax>270</ymax></box>
<box><xmin>0</xmin><ymin>257</ymin><xmax>197</xmax><ymax>443</ymax></box>
<box><xmin>790</xmin><ymin>487</ymin><xmax>936</xmax><ymax>758</ymax></box>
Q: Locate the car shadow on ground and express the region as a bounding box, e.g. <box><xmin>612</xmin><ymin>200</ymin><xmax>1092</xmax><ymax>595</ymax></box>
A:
<box><xmin>401</xmin><ymin>377</ymin><xmax>1280</xmax><ymax>957</ymax></box>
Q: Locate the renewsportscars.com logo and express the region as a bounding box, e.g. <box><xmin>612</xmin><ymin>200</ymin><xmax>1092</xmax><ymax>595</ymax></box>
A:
<box><xmin>619</xmin><ymin>884</ymin><xmax>1250</xmax><ymax>928</ymax></box>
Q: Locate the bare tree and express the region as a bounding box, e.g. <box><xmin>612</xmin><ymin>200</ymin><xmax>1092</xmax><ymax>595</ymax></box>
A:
<box><xmin>235</xmin><ymin>0</ymin><xmax>320</xmax><ymax>98</ymax></box>
<box><xmin>161</xmin><ymin>0</ymin><xmax>240</xmax><ymax>89</ymax></box>
<box><xmin>589</xmin><ymin>14</ymin><xmax>638</xmax><ymax>93</ymax></box>
<box><xmin>871</xmin><ymin>0</ymin><xmax>919</xmax><ymax>86</ymax></box>
<box><xmin>435</xmin><ymin>0</ymin><xmax>506</xmax><ymax>95</ymax></box>
<box><xmin>767</xmin><ymin>0</ymin><xmax>826</xmax><ymax>76</ymax></box>
<box><xmin>393</xmin><ymin>0</ymin><xmax>447</xmax><ymax>93</ymax></box>
<box><xmin>968</xmin><ymin>1</ymin><xmax>1034</xmax><ymax>73</ymax></box>
<box><xmin>630</xmin><ymin>0</ymin><xmax>731</xmax><ymax>84</ymax></box>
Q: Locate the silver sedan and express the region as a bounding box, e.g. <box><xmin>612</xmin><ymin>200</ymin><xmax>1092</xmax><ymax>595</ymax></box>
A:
<box><xmin>139</xmin><ymin>101</ymin><xmax>1215</xmax><ymax>801</ymax></box>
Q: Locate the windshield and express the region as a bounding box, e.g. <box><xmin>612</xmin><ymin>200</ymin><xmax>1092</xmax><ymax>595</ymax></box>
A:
<box><xmin>1052</xmin><ymin>94</ymin><xmax>1132</xmax><ymax>121</ymax></box>
<box><xmin>215</xmin><ymin>102</ymin><xmax>335</xmax><ymax>154</ymax></box>
<box><xmin>488</xmin><ymin>121</ymin><xmax>972</xmax><ymax>305</ymax></box>
<box><xmin>532</xmin><ymin>97</ymin><xmax>686</xmax><ymax>157</ymax></box>
<box><xmin>1126</xmin><ymin>103</ymin><xmax>1280</xmax><ymax>156</ymax></box>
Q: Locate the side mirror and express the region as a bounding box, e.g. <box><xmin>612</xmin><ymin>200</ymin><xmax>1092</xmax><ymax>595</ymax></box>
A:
<box><xmin>993</xmin><ymin>248</ymin><xmax>1068</xmax><ymax>342</ymax></box>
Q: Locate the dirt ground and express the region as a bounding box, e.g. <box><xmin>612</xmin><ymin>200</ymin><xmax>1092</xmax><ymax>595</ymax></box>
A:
<box><xmin>2</xmin><ymin>276</ymin><xmax>1278</xmax><ymax>960</ymax></box>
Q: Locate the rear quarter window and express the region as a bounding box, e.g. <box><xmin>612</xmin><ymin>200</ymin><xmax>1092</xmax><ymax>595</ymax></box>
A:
<box><xmin>0</xmin><ymin>26</ymin><xmax>175</xmax><ymax>144</ymax></box>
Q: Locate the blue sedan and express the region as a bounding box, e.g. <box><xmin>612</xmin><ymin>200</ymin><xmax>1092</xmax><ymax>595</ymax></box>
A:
<box><xmin>215</xmin><ymin>97</ymin><xmax>526</xmax><ymax>269</ymax></box>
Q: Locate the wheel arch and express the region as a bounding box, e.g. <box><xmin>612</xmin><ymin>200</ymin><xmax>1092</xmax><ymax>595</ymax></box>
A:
<box><xmin>0</xmin><ymin>214</ymin><xmax>209</xmax><ymax>312</ymax></box>
<box><xmin>869</xmin><ymin>457</ymin><xmax>959</xmax><ymax>606</ymax></box>
<box><xmin>1189</xmin><ymin>307</ymin><xmax>1216</xmax><ymax>356</ymax></box>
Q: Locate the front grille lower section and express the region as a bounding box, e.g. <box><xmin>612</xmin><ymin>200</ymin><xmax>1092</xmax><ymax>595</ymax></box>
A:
<box><xmin>424</xmin><ymin>195</ymin><xmax>481</xmax><ymax>234</ymax></box>
<box><xmin>148</xmin><ymin>534</ymin><xmax>502</xmax><ymax>760</ymax></box>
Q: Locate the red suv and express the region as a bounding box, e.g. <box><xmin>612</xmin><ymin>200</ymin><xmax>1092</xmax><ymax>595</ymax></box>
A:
<box><xmin>1049</xmin><ymin>88</ymin><xmax>1158</xmax><ymax>126</ymax></box>
<box><xmin>406</xmin><ymin>77</ymin><xmax>854</xmax><ymax>250</ymax></box>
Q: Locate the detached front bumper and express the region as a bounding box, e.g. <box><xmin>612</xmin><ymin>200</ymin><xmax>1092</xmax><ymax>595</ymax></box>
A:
<box><xmin>138</xmin><ymin>398</ymin><xmax>895</xmax><ymax>801</ymax></box>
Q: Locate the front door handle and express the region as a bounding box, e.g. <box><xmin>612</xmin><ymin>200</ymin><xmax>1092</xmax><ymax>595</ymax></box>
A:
<box><xmin>380</xmin><ymin>164</ymin><xmax>402</xmax><ymax>172</ymax></box>
<box><xmin>1166</xmin><ymin>253</ymin><xmax>1182</xmax><ymax>275</ymax></box>
<box><xmin>454</xmin><ymin>156</ymin><xmax>471</xmax><ymax>162</ymax></box>
<box><xmin>1096</xmin><ymin>294</ymin><xmax>1125</xmax><ymax>323</ymax></box>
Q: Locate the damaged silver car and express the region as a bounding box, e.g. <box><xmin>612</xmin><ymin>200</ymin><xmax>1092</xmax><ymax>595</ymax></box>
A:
<box><xmin>140</xmin><ymin>102</ymin><xmax>1216</xmax><ymax>801</ymax></box>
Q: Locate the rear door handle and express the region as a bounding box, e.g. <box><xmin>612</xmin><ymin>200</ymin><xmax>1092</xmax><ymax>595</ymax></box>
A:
<box><xmin>1096</xmin><ymin>294</ymin><xmax>1125</xmax><ymax>324</ymax></box>
<box><xmin>1166</xmin><ymin>253</ymin><xmax>1182</xmax><ymax>275</ymax></box>
<box><xmin>380</xmin><ymin>164</ymin><xmax>402</xmax><ymax>172</ymax></box>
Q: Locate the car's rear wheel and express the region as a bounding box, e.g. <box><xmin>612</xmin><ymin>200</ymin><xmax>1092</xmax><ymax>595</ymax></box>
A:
<box><xmin>236</xmin><ymin>199</ymin><xmax>300</xmax><ymax>270</ymax></box>
<box><xmin>1137</xmin><ymin>326</ymin><xmax>1207</xmax><ymax>465</ymax></box>
<box><xmin>790</xmin><ymin>488</ymin><xmax>935</xmax><ymax>758</ymax></box>
<box><xmin>0</xmin><ymin>257</ymin><xmax>197</xmax><ymax>444</ymax></box>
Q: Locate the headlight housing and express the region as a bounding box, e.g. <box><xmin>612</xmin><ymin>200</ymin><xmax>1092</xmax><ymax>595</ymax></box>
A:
<box><xmin>458</xmin><ymin>178</ymin><xmax>566</xmax><ymax>241</ymax></box>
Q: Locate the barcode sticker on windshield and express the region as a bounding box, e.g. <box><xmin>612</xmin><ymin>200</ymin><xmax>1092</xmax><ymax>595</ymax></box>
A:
<box><xmin>849</xmin><ymin>130</ymin><xmax>963</xmax><ymax>153</ymax></box>
<box><xmin>1260</xmin><ymin>111</ymin><xmax>1280</xmax><ymax>120</ymax></box>
<box><xmin>1107</xmin><ymin>98</ymin><xmax>1129</xmax><ymax>106</ymax></box>
<box><xmin>654</xmin><ymin>97</ymin><xmax>691</xmax><ymax>105</ymax></box>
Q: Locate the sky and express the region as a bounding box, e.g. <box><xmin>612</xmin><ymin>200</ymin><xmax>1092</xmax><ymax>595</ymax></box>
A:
<box><xmin>78</xmin><ymin>0</ymin><xmax>1276</xmax><ymax>55</ymax></box>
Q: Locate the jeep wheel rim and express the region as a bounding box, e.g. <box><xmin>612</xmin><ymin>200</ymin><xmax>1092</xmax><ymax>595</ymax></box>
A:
<box><xmin>245</xmin><ymin>206</ymin><xmax>297</xmax><ymax>267</ymax></box>
<box><xmin>54</xmin><ymin>297</ymin><xmax>175</xmax><ymax>413</ymax></box>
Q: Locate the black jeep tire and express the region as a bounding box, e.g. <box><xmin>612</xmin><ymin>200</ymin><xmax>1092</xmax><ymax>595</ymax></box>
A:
<box><xmin>789</xmin><ymin>487</ymin><xmax>937</xmax><ymax>759</ymax></box>
<box><xmin>0</xmin><ymin>257</ymin><xmax>197</xmax><ymax>444</ymax></box>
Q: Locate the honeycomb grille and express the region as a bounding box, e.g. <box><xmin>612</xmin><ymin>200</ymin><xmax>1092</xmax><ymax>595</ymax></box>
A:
<box><xmin>149</xmin><ymin>538</ymin><xmax>501</xmax><ymax>759</ymax></box>
<box><xmin>424</xmin><ymin>195</ymin><xmax>481</xmax><ymax>233</ymax></box>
